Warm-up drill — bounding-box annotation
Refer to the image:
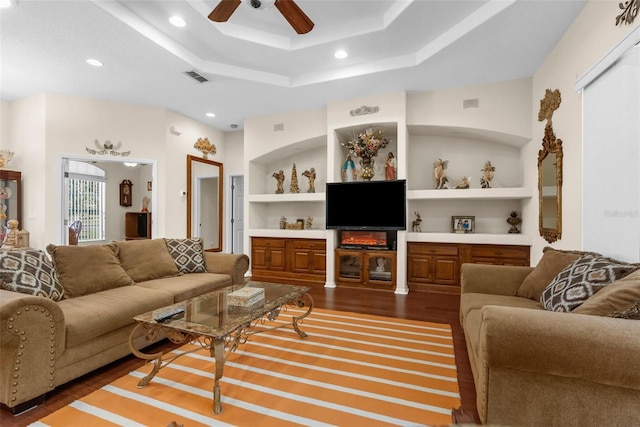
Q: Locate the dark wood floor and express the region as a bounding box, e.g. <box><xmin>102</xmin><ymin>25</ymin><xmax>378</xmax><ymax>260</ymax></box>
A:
<box><xmin>0</xmin><ymin>284</ymin><xmax>479</xmax><ymax>426</ymax></box>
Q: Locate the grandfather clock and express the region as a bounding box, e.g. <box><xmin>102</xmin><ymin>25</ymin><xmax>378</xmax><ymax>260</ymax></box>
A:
<box><xmin>119</xmin><ymin>180</ymin><xmax>132</xmax><ymax>207</ymax></box>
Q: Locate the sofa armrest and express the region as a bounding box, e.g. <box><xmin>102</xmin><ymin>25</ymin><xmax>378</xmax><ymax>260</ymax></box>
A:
<box><xmin>0</xmin><ymin>290</ymin><xmax>66</xmax><ymax>408</ymax></box>
<box><xmin>460</xmin><ymin>263</ymin><xmax>533</xmax><ymax>296</ymax></box>
<box><xmin>204</xmin><ymin>252</ymin><xmax>249</xmax><ymax>285</ymax></box>
<box><xmin>480</xmin><ymin>305</ymin><xmax>640</xmax><ymax>390</ymax></box>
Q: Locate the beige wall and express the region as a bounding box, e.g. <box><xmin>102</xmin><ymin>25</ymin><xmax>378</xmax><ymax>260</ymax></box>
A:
<box><xmin>527</xmin><ymin>0</ymin><xmax>639</xmax><ymax>262</ymax></box>
<box><xmin>2</xmin><ymin>93</ymin><xmax>227</xmax><ymax>250</ymax></box>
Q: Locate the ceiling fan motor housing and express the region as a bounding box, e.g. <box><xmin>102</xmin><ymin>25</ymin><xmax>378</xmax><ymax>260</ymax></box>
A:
<box><xmin>249</xmin><ymin>0</ymin><xmax>275</xmax><ymax>10</ymax></box>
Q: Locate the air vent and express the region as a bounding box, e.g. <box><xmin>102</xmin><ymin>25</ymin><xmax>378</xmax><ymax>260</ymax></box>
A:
<box><xmin>184</xmin><ymin>70</ymin><xmax>209</xmax><ymax>83</ymax></box>
<box><xmin>463</xmin><ymin>98</ymin><xmax>479</xmax><ymax>109</ymax></box>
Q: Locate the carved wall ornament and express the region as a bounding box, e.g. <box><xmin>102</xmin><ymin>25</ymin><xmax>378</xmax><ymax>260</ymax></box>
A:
<box><xmin>616</xmin><ymin>0</ymin><xmax>638</xmax><ymax>25</ymax></box>
<box><xmin>85</xmin><ymin>139</ymin><xmax>131</xmax><ymax>157</ymax></box>
<box><xmin>349</xmin><ymin>105</ymin><xmax>380</xmax><ymax>116</ymax></box>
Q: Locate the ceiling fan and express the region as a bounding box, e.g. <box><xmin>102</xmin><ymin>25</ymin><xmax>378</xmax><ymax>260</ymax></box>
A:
<box><xmin>208</xmin><ymin>0</ymin><xmax>314</xmax><ymax>34</ymax></box>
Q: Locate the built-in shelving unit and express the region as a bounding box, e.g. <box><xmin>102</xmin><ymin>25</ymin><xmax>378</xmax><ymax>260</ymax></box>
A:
<box><xmin>245</xmin><ymin>88</ymin><xmax>535</xmax><ymax>294</ymax></box>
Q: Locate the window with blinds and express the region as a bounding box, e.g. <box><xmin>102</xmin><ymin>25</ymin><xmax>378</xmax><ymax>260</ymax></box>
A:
<box><xmin>67</xmin><ymin>162</ymin><xmax>106</xmax><ymax>242</ymax></box>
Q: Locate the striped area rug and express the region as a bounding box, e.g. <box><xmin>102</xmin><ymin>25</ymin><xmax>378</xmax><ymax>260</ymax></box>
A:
<box><xmin>33</xmin><ymin>308</ymin><xmax>460</xmax><ymax>427</ymax></box>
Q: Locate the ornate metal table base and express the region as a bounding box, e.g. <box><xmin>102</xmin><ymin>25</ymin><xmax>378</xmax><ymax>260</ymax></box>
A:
<box><xmin>128</xmin><ymin>293</ymin><xmax>313</xmax><ymax>415</ymax></box>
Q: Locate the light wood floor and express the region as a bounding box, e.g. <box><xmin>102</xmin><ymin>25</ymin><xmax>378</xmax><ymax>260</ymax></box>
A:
<box><xmin>0</xmin><ymin>284</ymin><xmax>480</xmax><ymax>426</ymax></box>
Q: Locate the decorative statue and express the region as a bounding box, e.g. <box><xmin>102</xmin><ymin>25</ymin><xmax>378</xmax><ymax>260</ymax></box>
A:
<box><xmin>290</xmin><ymin>163</ymin><xmax>300</xmax><ymax>193</ymax></box>
<box><xmin>272</xmin><ymin>170</ymin><xmax>285</xmax><ymax>194</ymax></box>
<box><xmin>375</xmin><ymin>257</ymin><xmax>386</xmax><ymax>272</ymax></box>
<box><xmin>342</xmin><ymin>154</ymin><xmax>357</xmax><ymax>182</ymax></box>
<box><xmin>302</xmin><ymin>168</ymin><xmax>316</xmax><ymax>193</ymax></box>
<box><xmin>411</xmin><ymin>211</ymin><xmax>422</xmax><ymax>232</ymax></box>
<box><xmin>480</xmin><ymin>161</ymin><xmax>495</xmax><ymax>188</ymax></box>
<box><xmin>279</xmin><ymin>216</ymin><xmax>287</xmax><ymax>229</ymax></box>
<box><xmin>454</xmin><ymin>176</ymin><xmax>471</xmax><ymax>189</ymax></box>
<box><xmin>2</xmin><ymin>219</ymin><xmax>19</xmax><ymax>248</ymax></box>
<box><xmin>385</xmin><ymin>152</ymin><xmax>396</xmax><ymax>180</ymax></box>
<box><xmin>305</xmin><ymin>216</ymin><xmax>313</xmax><ymax>230</ymax></box>
<box><xmin>433</xmin><ymin>158</ymin><xmax>449</xmax><ymax>189</ymax></box>
<box><xmin>141</xmin><ymin>196</ymin><xmax>150</xmax><ymax>212</ymax></box>
<box><xmin>507</xmin><ymin>211</ymin><xmax>522</xmax><ymax>234</ymax></box>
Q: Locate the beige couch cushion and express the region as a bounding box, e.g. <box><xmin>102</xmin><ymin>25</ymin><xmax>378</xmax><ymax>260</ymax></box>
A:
<box><xmin>135</xmin><ymin>272</ymin><xmax>232</xmax><ymax>302</ymax></box>
<box><xmin>515</xmin><ymin>247</ymin><xmax>599</xmax><ymax>301</ymax></box>
<box><xmin>116</xmin><ymin>239</ymin><xmax>180</xmax><ymax>283</ymax></box>
<box><xmin>573</xmin><ymin>269</ymin><xmax>640</xmax><ymax>316</ymax></box>
<box><xmin>57</xmin><ymin>285</ymin><xmax>174</xmax><ymax>348</ymax></box>
<box><xmin>46</xmin><ymin>244</ymin><xmax>134</xmax><ymax>298</ymax></box>
<box><xmin>460</xmin><ymin>293</ymin><xmax>542</xmax><ymax>324</ymax></box>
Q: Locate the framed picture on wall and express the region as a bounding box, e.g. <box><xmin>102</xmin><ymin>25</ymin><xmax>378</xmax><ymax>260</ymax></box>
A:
<box><xmin>147</xmin><ymin>181</ymin><xmax>152</xmax><ymax>191</ymax></box>
<box><xmin>451</xmin><ymin>216</ymin><xmax>474</xmax><ymax>233</ymax></box>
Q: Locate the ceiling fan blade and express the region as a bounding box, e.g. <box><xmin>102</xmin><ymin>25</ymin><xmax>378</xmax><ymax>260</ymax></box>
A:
<box><xmin>208</xmin><ymin>0</ymin><xmax>242</xmax><ymax>22</ymax></box>
<box><xmin>274</xmin><ymin>0</ymin><xmax>314</xmax><ymax>34</ymax></box>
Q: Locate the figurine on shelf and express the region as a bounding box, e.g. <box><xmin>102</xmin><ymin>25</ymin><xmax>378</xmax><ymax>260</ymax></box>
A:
<box><xmin>385</xmin><ymin>152</ymin><xmax>396</xmax><ymax>180</ymax></box>
<box><xmin>454</xmin><ymin>176</ymin><xmax>471</xmax><ymax>189</ymax></box>
<box><xmin>507</xmin><ymin>211</ymin><xmax>522</xmax><ymax>234</ymax></box>
<box><xmin>433</xmin><ymin>158</ymin><xmax>449</xmax><ymax>189</ymax></box>
<box><xmin>272</xmin><ymin>170</ymin><xmax>285</xmax><ymax>194</ymax></box>
<box><xmin>2</xmin><ymin>219</ymin><xmax>19</xmax><ymax>248</ymax></box>
<box><xmin>305</xmin><ymin>216</ymin><xmax>313</xmax><ymax>230</ymax></box>
<box><xmin>141</xmin><ymin>196</ymin><xmax>150</xmax><ymax>213</ymax></box>
<box><xmin>302</xmin><ymin>168</ymin><xmax>316</xmax><ymax>193</ymax></box>
<box><xmin>342</xmin><ymin>154</ymin><xmax>357</xmax><ymax>182</ymax></box>
<box><xmin>279</xmin><ymin>216</ymin><xmax>287</xmax><ymax>229</ymax></box>
<box><xmin>480</xmin><ymin>161</ymin><xmax>495</xmax><ymax>188</ymax></box>
<box><xmin>411</xmin><ymin>211</ymin><xmax>423</xmax><ymax>232</ymax></box>
<box><xmin>290</xmin><ymin>163</ymin><xmax>300</xmax><ymax>193</ymax></box>
<box><xmin>375</xmin><ymin>257</ymin><xmax>386</xmax><ymax>272</ymax></box>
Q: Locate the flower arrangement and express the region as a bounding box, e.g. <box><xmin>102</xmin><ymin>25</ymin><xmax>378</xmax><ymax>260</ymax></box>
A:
<box><xmin>341</xmin><ymin>128</ymin><xmax>390</xmax><ymax>163</ymax></box>
<box><xmin>194</xmin><ymin>137</ymin><xmax>216</xmax><ymax>159</ymax></box>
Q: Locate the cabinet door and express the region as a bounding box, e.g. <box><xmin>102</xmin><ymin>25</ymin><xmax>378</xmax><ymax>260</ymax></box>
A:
<box><xmin>252</xmin><ymin>246</ymin><xmax>269</xmax><ymax>270</ymax></box>
<box><xmin>336</xmin><ymin>250</ymin><xmax>363</xmax><ymax>282</ymax></box>
<box><xmin>432</xmin><ymin>256</ymin><xmax>458</xmax><ymax>285</ymax></box>
<box><xmin>364</xmin><ymin>252</ymin><xmax>396</xmax><ymax>286</ymax></box>
<box><xmin>310</xmin><ymin>251</ymin><xmax>326</xmax><ymax>274</ymax></box>
<box><xmin>268</xmin><ymin>247</ymin><xmax>286</xmax><ymax>271</ymax></box>
<box><xmin>407</xmin><ymin>255</ymin><xmax>435</xmax><ymax>283</ymax></box>
<box><xmin>291</xmin><ymin>248</ymin><xmax>313</xmax><ymax>273</ymax></box>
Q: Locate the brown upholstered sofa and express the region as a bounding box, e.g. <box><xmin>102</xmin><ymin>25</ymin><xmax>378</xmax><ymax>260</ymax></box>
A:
<box><xmin>0</xmin><ymin>238</ymin><xmax>249</xmax><ymax>413</ymax></box>
<box><xmin>459</xmin><ymin>248</ymin><xmax>640</xmax><ymax>426</ymax></box>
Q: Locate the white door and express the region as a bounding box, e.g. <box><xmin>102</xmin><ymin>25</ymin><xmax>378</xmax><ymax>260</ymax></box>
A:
<box><xmin>231</xmin><ymin>175</ymin><xmax>244</xmax><ymax>254</ymax></box>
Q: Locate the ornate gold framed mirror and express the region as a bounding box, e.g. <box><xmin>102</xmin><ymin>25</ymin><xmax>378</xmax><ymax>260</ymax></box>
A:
<box><xmin>187</xmin><ymin>155</ymin><xmax>223</xmax><ymax>251</ymax></box>
<box><xmin>537</xmin><ymin>89</ymin><xmax>563</xmax><ymax>244</ymax></box>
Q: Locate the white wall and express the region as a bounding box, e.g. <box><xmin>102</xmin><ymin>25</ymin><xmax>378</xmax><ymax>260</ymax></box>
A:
<box><xmin>529</xmin><ymin>0</ymin><xmax>639</xmax><ymax>262</ymax></box>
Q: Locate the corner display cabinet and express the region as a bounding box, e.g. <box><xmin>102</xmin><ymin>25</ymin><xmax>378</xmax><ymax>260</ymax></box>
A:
<box><xmin>0</xmin><ymin>170</ymin><xmax>21</xmax><ymax>228</ymax></box>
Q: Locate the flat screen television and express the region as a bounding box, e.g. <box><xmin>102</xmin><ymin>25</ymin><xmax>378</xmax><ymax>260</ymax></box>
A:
<box><xmin>325</xmin><ymin>179</ymin><xmax>406</xmax><ymax>230</ymax></box>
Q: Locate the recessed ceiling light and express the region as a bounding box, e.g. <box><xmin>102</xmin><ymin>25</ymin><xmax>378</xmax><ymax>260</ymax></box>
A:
<box><xmin>86</xmin><ymin>58</ymin><xmax>103</xmax><ymax>67</ymax></box>
<box><xmin>169</xmin><ymin>16</ymin><xmax>186</xmax><ymax>27</ymax></box>
<box><xmin>206</xmin><ymin>113</ymin><xmax>216</xmax><ymax>118</ymax></box>
<box><xmin>0</xmin><ymin>0</ymin><xmax>15</xmax><ymax>9</ymax></box>
<box><xmin>334</xmin><ymin>50</ymin><xmax>348</xmax><ymax>59</ymax></box>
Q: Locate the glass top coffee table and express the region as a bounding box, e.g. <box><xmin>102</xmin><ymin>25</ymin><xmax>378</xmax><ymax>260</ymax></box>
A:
<box><xmin>128</xmin><ymin>281</ymin><xmax>313</xmax><ymax>415</ymax></box>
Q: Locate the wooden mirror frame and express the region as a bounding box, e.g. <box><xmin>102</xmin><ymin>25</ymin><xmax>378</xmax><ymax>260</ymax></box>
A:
<box><xmin>538</xmin><ymin>126</ymin><xmax>563</xmax><ymax>244</ymax></box>
<box><xmin>187</xmin><ymin>155</ymin><xmax>223</xmax><ymax>252</ymax></box>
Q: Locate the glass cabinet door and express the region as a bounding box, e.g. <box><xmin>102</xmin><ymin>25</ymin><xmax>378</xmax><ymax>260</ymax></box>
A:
<box><xmin>336</xmin><ymin>251</ymin><xmax>362</xmax><ymax>282</ymax></box>
<box><xmin>366</xmin><ymin>254</ymin><xmax>394</xmax><ymax>283</ymax></box>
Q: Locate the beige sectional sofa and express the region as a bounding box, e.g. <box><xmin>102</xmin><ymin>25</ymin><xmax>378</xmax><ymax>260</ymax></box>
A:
<box><xmin>0</xmin><ymin>238</ymin><xmax>249</xmax><ymax>413</ymax></box>
<box><xmin>460</xmin><ymin>247</ymin><xmax>640</xmax><ymax>426</ymax></box>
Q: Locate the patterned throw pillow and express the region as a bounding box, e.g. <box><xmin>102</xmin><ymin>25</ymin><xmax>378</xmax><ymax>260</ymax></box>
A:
<box><xmin>165</xmin><ymin>238</ymin><xmax>207</xmax><ymax>273</ymax></box>
<box><xmin>0</xmin><ymin>249</ymin><xmax>65</xmax><ymax>301</ymax></box>
<box><xmin>540</xmin><ymin>255</ymin><xmax>640</xmax><ymax>312</ymax></box>
<box><xmin>608</xmin><ymin>302</ymin><xmax>640</xmax><ymax>320</ymax></box>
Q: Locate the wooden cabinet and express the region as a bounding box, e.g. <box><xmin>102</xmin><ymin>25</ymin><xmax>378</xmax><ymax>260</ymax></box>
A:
<box><xmin>407</xmin><ymin>242</ymin><xmax>529</xmax><ymax>293</ymax></box>
<box><xmin>251</xmin><ymin>237</ymin><xmax>325</xmax><ymax>285</ymax></box>
<box><xmin>125</xmin><ymin>212</ymin><xmax>151</xmax><ymax>240</ymax></box>
<box><xmin>251</xmin><ymin>238</ymin><xmax>286</xmax><ymax>272</ymax></box>
<box><xmin>335</xmin><ymin>248</ymin><xmax>396</xmax><ymax>290</ymax></box>
<box><xmin>0</xmin><ymin>170</ymin><xmax>21</xmax><ymax>229</ymax></box>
